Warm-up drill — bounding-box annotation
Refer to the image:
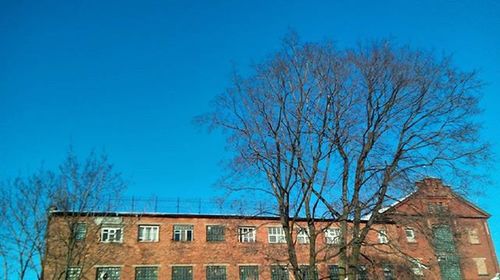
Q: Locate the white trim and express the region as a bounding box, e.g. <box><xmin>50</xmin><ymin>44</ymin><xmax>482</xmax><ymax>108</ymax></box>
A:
<box><xmin>238</xmin><ymin>226</ymin><xmax>257</xmax><ymax>243</ymax></box>
<box><xmin>268</xmin><ymin>226</ymin><xmax>286</xmax><ymax>244</ymax></box>
<box><xmin>325</xmin><ymin>227</ymin><xmax>341</xmax><ymax>245</ymax></box>
<box><xmin>100</xmin><ymin>226</ymin><xmax>123</xmax><ymax>243</ymax></box>
<box><xmin>138</xmin><ymin>225</ymin><xmax>160</xmax><ymax>242</ymax></box>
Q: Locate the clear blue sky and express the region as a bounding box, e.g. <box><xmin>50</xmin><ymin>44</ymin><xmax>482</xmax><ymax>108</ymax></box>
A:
<box><xmin>1</xmin><ymin>0</ymin><xmax>499</xmax><ymax>247</ymax></box>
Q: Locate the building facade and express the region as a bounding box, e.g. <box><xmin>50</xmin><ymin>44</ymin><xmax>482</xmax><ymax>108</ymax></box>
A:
<box><xmin>43</xmin><ymin>179</ymin><xmax>499</xmax><ymax>280</ymax></box>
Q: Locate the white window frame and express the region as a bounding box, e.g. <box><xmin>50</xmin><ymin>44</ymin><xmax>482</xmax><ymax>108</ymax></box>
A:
<box><xmin>405</xmin><ymin>228</ymin><xmax>416</xmax><ymax>243</ymax></box>
<box><xmin>173</xmin><ymin>224</ymin><xmax>193</xmax><ymax>242</ymax></box>
<box><xmin>100</xmin><ymin>226</ymin><xmax>123</xmax><ymax>243</ymax></box>
<box><xmin>410</xmin><ymin>258</ymin><xmax>426</xmax><ymax>276</ymax></box>
<box><xmin>238</xmin><ymin>226</ymin><xmax>256</xmax><ymax>243</ymax></box>
<box><xmin>268</xmin><ymin>226</ymin><xmax>286</xmax><ymax>244</ymax></box>
<box><xmin>378</xmin><ymin>229</ymin><xmax>389</xmax><ymax>244</ymax></box>
<box><xmin>297</xmin><ymin>227</ymin><xmax>309</xmax><ymax>244</ymax></box>
<box><xmin>138</xmin><ymin>225</ymin><xmax>159</xmax><ymax>242</ymax></box>
<box><xmin>325</xmin><ymin>228</ymin><xmax>341</xmax><ymax>245</ymax></box>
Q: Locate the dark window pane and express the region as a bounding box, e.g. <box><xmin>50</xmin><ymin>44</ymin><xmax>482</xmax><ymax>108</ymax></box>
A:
<box><xmin>172</xmin><ymin>266</ymin><xmax>193</xmax><ymax>280</ymax></box>
<box><xmin>299</xmin><ymin>266</ymin><xmax>318</xmax><ymax>280</ymax></box>
<box><xmin>96</xmin><ymin>267</ymin><xmax>121</xmax><ymax>280</ymax></box>
<box><xmin>207</xmin><ymin>266</ymin><xmax>226</xmax><ymax>280</ymax></box>
<box><xmin>207</xmin><ymin>225</ymin><xmax>225</xmax><ymax>242</ymax></box>
<box><xmin>73</xmin><ymin>223</ymin><xmax>87</xmax><ymax>241</ymax></box>
<box><xmin>135</xmin><ymin>267</ymin><xmax>158</xmax><ymax>280</ymax></box>
<box><xmin>240</xmin><ymin>266</ymin><xmax>259</xmax><ymax>280</ymax></box>
<box><xmin>328</xmin><ymin>265</ymin><xmax>340</xmax><ymax>280</ymax></box>
<box><xmin>271</xmin><ymin>266</ymin><xmax>289</xmax><ymax>280</ymax></box>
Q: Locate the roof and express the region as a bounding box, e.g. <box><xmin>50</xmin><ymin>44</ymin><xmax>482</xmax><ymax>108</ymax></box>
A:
<box><xmin>49</xmin><ymin>210</ymin><xmax>338</xmax><ymax>222</ymax></box>
<box><xmin>374</xmin><ymin>183</ymin><xmax>491</xmax><ymax>219</ymax></box>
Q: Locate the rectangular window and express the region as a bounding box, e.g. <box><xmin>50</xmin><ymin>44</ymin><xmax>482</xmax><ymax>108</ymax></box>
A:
<box><xmin>173</xmin><ymin>225</ymin><xmax>193</xmax><ymax>242</ymax></box>
<box><xmin>328</xmin><ymin>265</ymin><xmax>340</xmax><ymax>280</ymax></box>
<box><xmin>299</xmin><ymin>265</ymin><xmax>318</xmax><ymax>280</ymax></box>
<box><xmin>172</xmin><ymin>266</ymin><xmax>193</xmax><ymax>280</ymax></box>
<box><xmin>138</xmin><ymin>225</ymin><xmax>159</xmax><ymax>242</ymax></box>
<box><xmin>468</xmin><ymin>228</ymin><xmax>480</xmax><ymax>244</ymax></box>
<box><xmin>206</xmin><ymin>225</ymin><xmax>225</xmax><ymax>242</ymax></box>
<box><xmin>378</xmin><ymin>229</ymin><xmax>389</xmax><ymax>244</ymax></box>
<box><xmin>72</xmin><ymin>223</ymin><xmax>87</xmax><ymax>241</ymax></box>
<box><xmin>268</xmin><ymin>227</ymin><xmax>286</xmax><ymax>244</ymax></box>
<box><xmin>65</xmin><ymin>267</ymin><xmax>81</xmax><ymax>280</ymax></box>
<box><xmin>239</xmin><ymin>227</ymin><xmax>256</xmax><ymax>243</ymax></box>
<box><xmin>297</xmin><ymin>228</ymin><xmax>309</xmax><ymax>244</ymax></box>
<box><xmin>97</xmin><ymin>267</ymin><xmax>121</xmax><ymax>280</ymax></box>
<box><xmin>206</xmin><ymin>266</ymin><xmax>227</xmax><ymax>280</ymax></box>
<box><xmin>239</xmin><ymin>265</ymin><xmax>259</xmax><ymax>280</ymax></box>
<box><xmin>412</xmin><ymin>266</ymin><xmax>423</xmax><ymax>276</ymax></box>
<box><xmin>405</xmin><ymin>228</ymin><xmax>416</xmax><ymax>243</ymax></box>
<box><xmin>325</xmin><ymin>228</ymin><xmax>341</xmax><ymax>245</ymax></box>
<box><xmin>353</xmin><ymin>266</ymin><xmax>368</xmax><ymax>280</ymax></box>
<box><xmin>101</xmin><ymin>227</ymin><xmax>123</xmax><ymax>243</ymax></box>
<box><xmin>428</xmin><ymin>203</ymin><xmax>447</xmax><ymax>213</ymax></box>
<box><xmin>271</xmin><ymin>265</ymin><xmax>289</xmax><ymax>280</ymax></box>
<box><xmin>383</xmin><ymin>264</ymin><xmax>395</xmax><ymax>280</ymax></box>
<box><xmin>473</xmin><ymin>258</ymin><xmax>488</xmax><ymax>275</ymax></box>
<box><xmin>135</xmin><ymin>267</ymin><xmax>158</xmax><ymax>280</ymax></box>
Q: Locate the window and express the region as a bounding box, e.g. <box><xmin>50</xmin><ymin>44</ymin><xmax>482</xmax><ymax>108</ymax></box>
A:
<box><xmin>405</xmin><ymin>228</ymin><xmax>416</xmax><ymax>243</ymax></box>
<box><xmin>96</xmin><ymin>267</ymin><xmax>121</xmax><ymax>280</ymax></box>
<box><xmin>135</xmin><ymin>267</ymin><xmax>158</xmax><ymax>280</ymax></box>
<box><xmin>268</xmin><ymin>227</ymin><xmax>286</xmax><ymax>244</ymax></box>
<box><xmin>239</xmin><ymin>227</ymin><xmax>256</xmax><ymax>243</ymax></box>
<box><xmin>270</xmin><ymin>265</ymin><xmax>289</xmax><ymax>280</ymax></box>
<box><xmin>378</xmin><ymin>229</ymin><xmax>388</xmax><ymax>244</ymax></box>
<box><xmin>206</xmin><ymin>225</ymin><xmax>225</xmax><ymax>242</ymax></box>
<box><xmin>412</xmin><ymin>266</ymin><xmax>423</xmax><ymax>276</ymax></box>
<box><xmin>433</xmin><ymin>225</ymin><xmax>462</xmax><ymax>280</ymax></box>
<box><xmin>428</xmin><ymin>202</ymin><xmax>447</xmax><ymax>213</ymax></box>
<box><xmin>239</xmin><ymin>265</ymin><xmax>259</xmax><ymax>280</ymax></box>
<box><xmin>328</xmin><ymin>265</ymin><xmax>340</xmax><ymax>280</ymax></box>
<box><xmin>206</xmin><ymin>266</ymin><xmax>227</xmax><ymax>280</ymax></box>
<box><xmin>138</xmin><ymin>225</ymin><xmax>159</xmax><ymax>242</ymax></box>
<box><xmin>411</xmin><ymin>259</ymin><xmax>425</xmax><ymax>276</ymax></box>
<box><xmin>468</xmin><ymin>228</ymin><xmax>480</xmax><ymax>244</ymax></box>
<box><xmin>473</xmin><ymin>258</ymin><xmax>488</xmax><ymax>275</ymax></box>
<box><xmin>383</xmin><ymin>264</ymin><xmax>395</xmax><ymax>280</ymax></box>
<box><xmin>72</xmin><ymin>223</ymin><xmax>87</xmax><ymax>241</ymax></box>
<box><xmin>325</xmin><ymin>228</ymin><xmax>341</xmax><ymax>245</ymax></box>
<box><xmin>65</xmin><ymin>267</ymin><xmax>81</xmax><ymax>280</ymax></box>
<box><xmin>172</xmin><ymin>266</ymin><xmax>193</xmax><ymax>280</ymax></box>
<box><xmin>173</xmin><ymin>225</ymin><xmax>193</xmax><ymax>241</ymax></box>
<box><xmin>101</xmin><ymin>227</ymin><xmax>123</xmax><ymax>243</ymax></box>
<box><xmin>297</xmin><ymin>228</ymin><xmax>309</xmax><ymax>244</ymax></box>
<box><xmin>355</xmin><ymin>266</ymin><xmax>368</xmax><ymax>280</ymax></box>
<box><xmin>299</xmin><ymin>265</ymin><xmax>318</xmax><ymax>280</ymax></box>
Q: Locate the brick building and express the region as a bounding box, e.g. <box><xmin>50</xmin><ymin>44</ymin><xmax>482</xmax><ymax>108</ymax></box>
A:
<box><xmin>43</xmin><ymin>178</ymin><xmax>499</xmax><ymax>280</ymax></box>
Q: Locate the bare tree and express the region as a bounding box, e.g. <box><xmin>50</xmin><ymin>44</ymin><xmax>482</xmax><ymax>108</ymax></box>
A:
<box><xmin>0</xmin><ymin>150</ymin><xmax>125</xmax><ymax>280</ymax></box>
<box><xmin>0</xmin><ymin>169</ymin><xmax>55</xmax><ymax>280</ymax></box>
<box><xmin>199</xmin><ymin>33</ymin><xmax>488</xmax><ymax>279</ymax></box>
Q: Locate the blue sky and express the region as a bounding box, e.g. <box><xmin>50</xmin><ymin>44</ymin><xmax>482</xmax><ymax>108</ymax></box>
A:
<box><xmin>1</xmin><ymin>0</ymin><xmax>499</xmax><ymax>247</ymax></box>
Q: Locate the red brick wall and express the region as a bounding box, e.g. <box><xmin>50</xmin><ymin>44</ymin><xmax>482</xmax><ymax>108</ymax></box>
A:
<box><xmin>43</xmin><ymin>179</ymin><xmax>498</xmax><ymax>280</ymax></box>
